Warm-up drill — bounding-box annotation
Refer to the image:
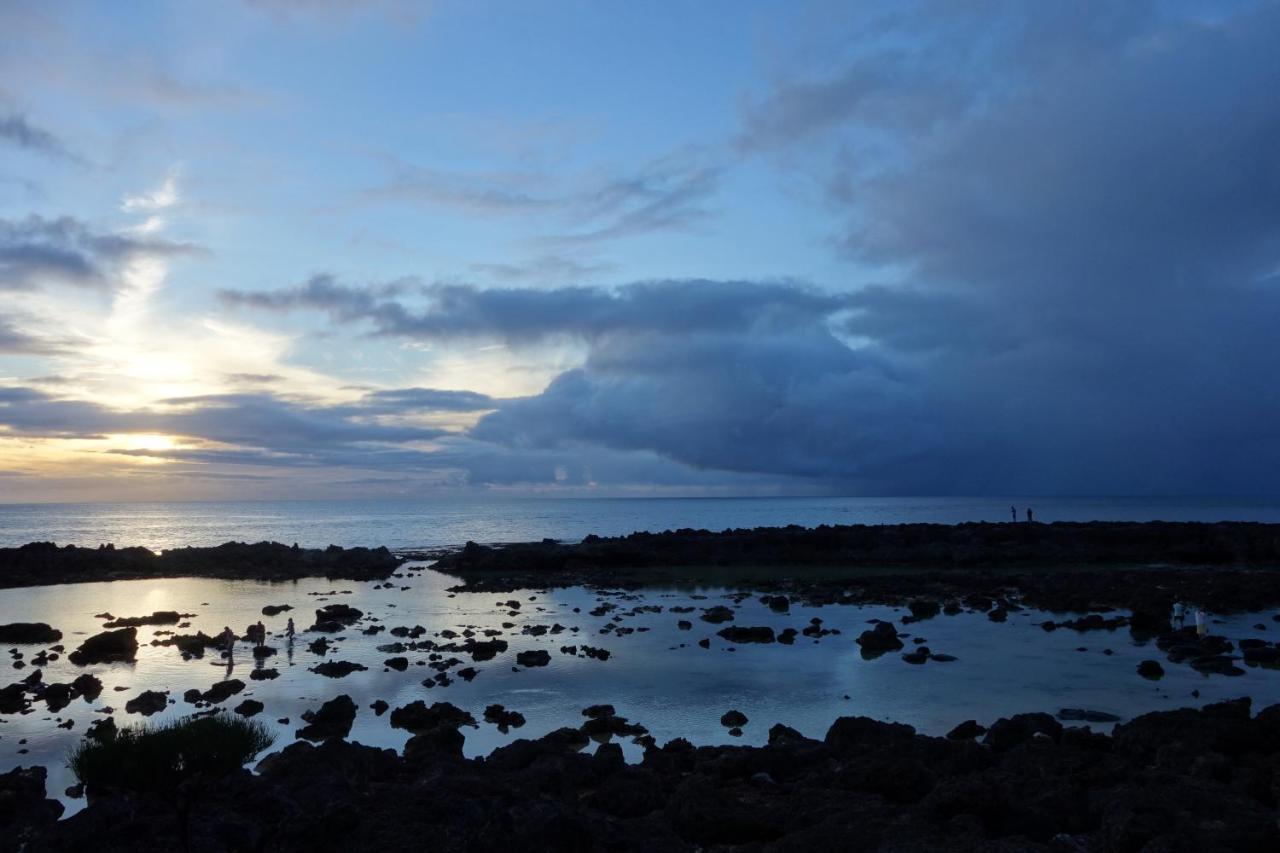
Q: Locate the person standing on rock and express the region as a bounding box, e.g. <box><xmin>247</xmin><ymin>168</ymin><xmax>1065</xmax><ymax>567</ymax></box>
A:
<box><xmin>1010</xmin><ymin>505</ymin><xmax>1017</xmax><ymax>522</ymax></box>
<box><xmin>1172</xmin><ymin>601</ymin><xmax>1186</xmax><ymax>628</ymax></box>
<box><xmin>1195</xmin><ymin>608</ymin><xmax>1207</xmax><ymax>638</ymax></box>
<box><xmin>254</xmin><ymin>621</ymin><xmax>267</xmax><ymax>648</ymax></box>
<box><xmin>1026</xmin><ymin>507</ymin><xmax>1034</xmax><ymax>523</ymax></box>
<box><xmin>286</xmin><ymin>618</ymin><xmax>295</xmax><ymax>639</ymax></box>
<box><xmin>222</xmin><ymin>626</ymin><xmax>235</xmax><ymax>660</ymax></box>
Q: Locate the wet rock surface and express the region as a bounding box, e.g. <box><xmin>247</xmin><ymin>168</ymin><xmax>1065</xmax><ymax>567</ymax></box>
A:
<box><xmin>12</xmin><ymin>699</ymin><xmax>1280</xmax><ymax>852</ymax></box>
<box><xmin>68</xmin><ymin>627</ymin><xmax>138</xmax><ymax>666</ymax></box>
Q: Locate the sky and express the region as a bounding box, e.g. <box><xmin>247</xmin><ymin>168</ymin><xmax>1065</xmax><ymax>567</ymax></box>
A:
<box><xmin>1</xmin><ymin>0</ymin><xmax>1278</xmax><ymax>502</ymax></box>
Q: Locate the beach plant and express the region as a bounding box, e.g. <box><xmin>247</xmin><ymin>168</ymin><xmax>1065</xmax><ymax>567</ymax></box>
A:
<box><xmin>68</xmin><ymin>713</ymin><xmax>274</xmax><ymax>849</ymax></box>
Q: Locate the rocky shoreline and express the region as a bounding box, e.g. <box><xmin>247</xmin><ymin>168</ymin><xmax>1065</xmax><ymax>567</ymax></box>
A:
<box><xmin>0</xmin><ymin>541</ymin><xmax>403</xmax><ymax>589</ymax></box>
<box><xmin>5</xmin><ymin>696</ymin><xmax>1280</xmax><ymax>851</ymax></box>
<box><xmin>432</xmin><ymin>522</ymin><xmax>1280</xmax><ymax>618</ymax></box>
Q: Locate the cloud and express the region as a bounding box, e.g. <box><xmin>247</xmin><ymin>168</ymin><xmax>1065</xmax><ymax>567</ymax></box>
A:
<box><xmin>358</xmin><ymin>387</ymin><xmax>495</xmax><ymax>413</ymax></box>
<box><xmin>365</xmin><ymin>149</ymin><xmax>722</xmax><ymax>243</ymax></box>
<box><xmin>471</xmin><ymin>255</ymin><xmax>616</xmax><ymax>283</ymax></box>
<box><xmin>0</xmin><ymin>315</ymin><xmax>64</xmax><ymax>354</ymax></box>
<box><xmin>0</xmin><ymin>112</ymin><xmax>80</xmax><ymax>162</ymax></box>
<box><xmin>0</xmin><ymin>215</ymin><xmax>203</xmax><ymax>290</ymax></box>
<box><xmin>221</xmin><ymin>277</ymin><xmax>849</xmax><ymax>343</ymax></box>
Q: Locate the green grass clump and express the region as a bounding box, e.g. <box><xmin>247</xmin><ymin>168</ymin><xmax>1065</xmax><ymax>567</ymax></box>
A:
<box><xmin>68</xmin><ymin>714</ymin><xmax>274</xmax><ymax>794</ymax></box>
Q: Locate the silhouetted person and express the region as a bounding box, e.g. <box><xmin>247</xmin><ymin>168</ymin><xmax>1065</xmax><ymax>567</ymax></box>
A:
<box><xmin>1026</xmin><ymin>507</ymin><xmax>1034</xmax><ymax>523</ymax></box>
<box><xmin>286</xmin><ymin>617</ymin><xmax>295</xmax><ymax>639</ymax></box>
<box><xmin>221</xmin><ymin>626</ymin><xmax>235</xmax><ymax>657</ymax></box>
<box><xmin>254</xmin><ymin>621</ymin><xmax>266</xmax><ymax>648</ymax></box>
<box><xmin>1010</xmin><ymin>505</ymin><xmax>1016</xmax><ymax>522</ymax></box>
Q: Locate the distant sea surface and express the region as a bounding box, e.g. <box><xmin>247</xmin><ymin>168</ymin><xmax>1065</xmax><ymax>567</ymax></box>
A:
<box><xmin>3</xmin><ymin>496</ymin><xmax>1280</xmax><ymax>552</ymax></box>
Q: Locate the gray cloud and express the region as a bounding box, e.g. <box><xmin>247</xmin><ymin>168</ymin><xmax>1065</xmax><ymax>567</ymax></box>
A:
<box><xmin>221</xmin><ymin>278</ymin><xmax>849</xmax><ymax>343</ymax></box>
<box><xmin>0</xmin><ymin>315</ymin><xmax>63</xmax><ymax>354</ymax></box>
<box><xmin>0</xmin><ymin>113</ymin><xmax>79</xmax><ymax>162</ymax></box>
<box><xmin>0</xmin><ymin>215</ymin><xmax>203</xmax><ymax>290</ymax></box>
<box><xmin>358</xmin><ymin>387</ymin><xmax>495</xmax><ymax>413</ymax></box>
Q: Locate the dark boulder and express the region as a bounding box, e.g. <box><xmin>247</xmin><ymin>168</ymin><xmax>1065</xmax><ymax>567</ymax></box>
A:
<box><xmin>699</xmin><ymin>605</ymin><xmax>735</xmax><ymax>624</ymax></box>
<box><xmin>720</xmin><ymin>710</ymin><xmax>748</xmax><ymax>728</ymax></box>
<box><xmin>68</xmin><ymin>627</ymin><xmax>138</xmax><ymax>666</ymax></box>
<box><xmin>1138</xmin><ymin>659</ymin><xmax>1165</xmax><ymax>679</ymax></box>
<box><xmin>0</xmin><ymin>623</ymin><xmax>61</xmax><ymax>644</ymax></box>
<box><xmin>716</xmin><ymin>625</ymin><xmax>775</xmax><ymax>644</ymax></box>
<box><xmin>389</xmin><ymin>700</ymin><xmax>476</xmax><ymax>732</ymax></box>
<box><xmin>202</xmin><ymin>679</ymin><xmax>246</xmax><ymax>704</ymax></box>
<box><xmin>124</xmin><ymin>690</ymin><xmax>169</xmax><ymax>716</ymax></box>
<box><xmin>309</xmin><ymin>660</ymin><xmax>368</xmax><ymax>678</ymax></box>
<box><xmin>515</xmin><ymin>649</ymin><xmax>551</xmax><ymax>667</ymax></box>
<box><xmin>856</xmin><ymin>621</ymin><xmax>903</xmax><ymax>654</ymax></box>
<box><xmin>314</xmin><ymin>603</ymin><xmax>362</xmax><ymax>625</ymax></box>
<box><xmin>983</xmin><ymin>712</ymin><xmax>1062</xmax><ymax>751</ymax></box>
<box><xmin>946</xmin><ymin>720</ymin><xmax>986</xmax><ymax>740</ymax></box>
<box><xmin>296</xmin><ymin>694</ymin><xmax>357</xmax><ymax>741</ymax></box>
<box><xmin>234</xmin><ymin>699</ymin><xmax>264</xmax><ymax>717</ymax></box>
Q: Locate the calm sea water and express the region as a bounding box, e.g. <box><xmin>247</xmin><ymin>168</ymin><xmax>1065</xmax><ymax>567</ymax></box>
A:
<box><xmin>4</xmin><ymin>564</ymin><xmax>1279</xmax><ymax>817</ymax></box>
<box><xmin>2</xmin><ymin>495</ymin><xmax>1280</xmax><ymax>551</ymax></box>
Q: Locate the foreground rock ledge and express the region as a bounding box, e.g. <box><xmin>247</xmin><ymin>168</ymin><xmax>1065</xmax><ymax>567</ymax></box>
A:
<box><xmin>0</xmin><ymin>541</ymin><xmax>402</xmax><ymax>588</ymax></box>
<box><xmin>11</xmin><ymin>698</ymin><xmax>1280</xmax><ymax>851</ymax></box>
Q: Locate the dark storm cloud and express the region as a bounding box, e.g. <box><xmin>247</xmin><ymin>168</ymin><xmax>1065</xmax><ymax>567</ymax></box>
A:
<box><xmin>221</xmin><ymin>278</ymin><xmax>849</xmax><ymax>342</ymax></box>
<box><xmin>727</xmin><ymin>0</ymin><xmax>1280</xmax><ymax>493</ymax></box>
<box><xmin>0</xmin><ymin>113</ymin><xmax>80</xmax><ymax>162</ymax></box>
<box><xmin>465</xmin><ymin>2</ymin><xmax>1280</xmax><ymax>494</ymax></box>
<box><xmin>0</xmin><ymin>215</ymin><xmax>202</xmax><ymax>290</ymax></box>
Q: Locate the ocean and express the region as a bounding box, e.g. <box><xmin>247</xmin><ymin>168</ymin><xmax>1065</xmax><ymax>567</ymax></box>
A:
<box><xmin>1</xmin><ymin>495</ymin><xmax>1279</xmax><ymax>551</ymax></box>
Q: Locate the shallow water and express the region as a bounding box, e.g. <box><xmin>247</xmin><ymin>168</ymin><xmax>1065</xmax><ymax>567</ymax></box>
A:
<box><xmin>3</xmin><ymin>565</ymin><xmax>1279</xmax><ymax>818</ymax></box>
<box><xmin>4</xmin><ymin>495</ymin><xmax>1280</xmax><ymax>551</ymax></box>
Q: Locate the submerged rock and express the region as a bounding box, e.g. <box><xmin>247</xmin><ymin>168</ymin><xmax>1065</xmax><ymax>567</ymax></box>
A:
<box><xmin>102</xmin><ymin>611</ymin><xmax>183</xmax><ymax>629</ymax></box>
<box><xmin>310</xmin><ymin>660</ymin><xmax>368</xmax><ymax>678</ymax></box>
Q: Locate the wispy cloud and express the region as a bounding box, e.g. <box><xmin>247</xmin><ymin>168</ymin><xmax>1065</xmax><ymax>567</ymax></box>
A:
<box><xmin>0</xmin><ymin>112</ymin><xmax>81</xmax><ymax>163</ymax></box>
<box><xmin>364</xmin><ymin>148</ymin><xmax>722</xmax><ymax>244</ymax></box>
